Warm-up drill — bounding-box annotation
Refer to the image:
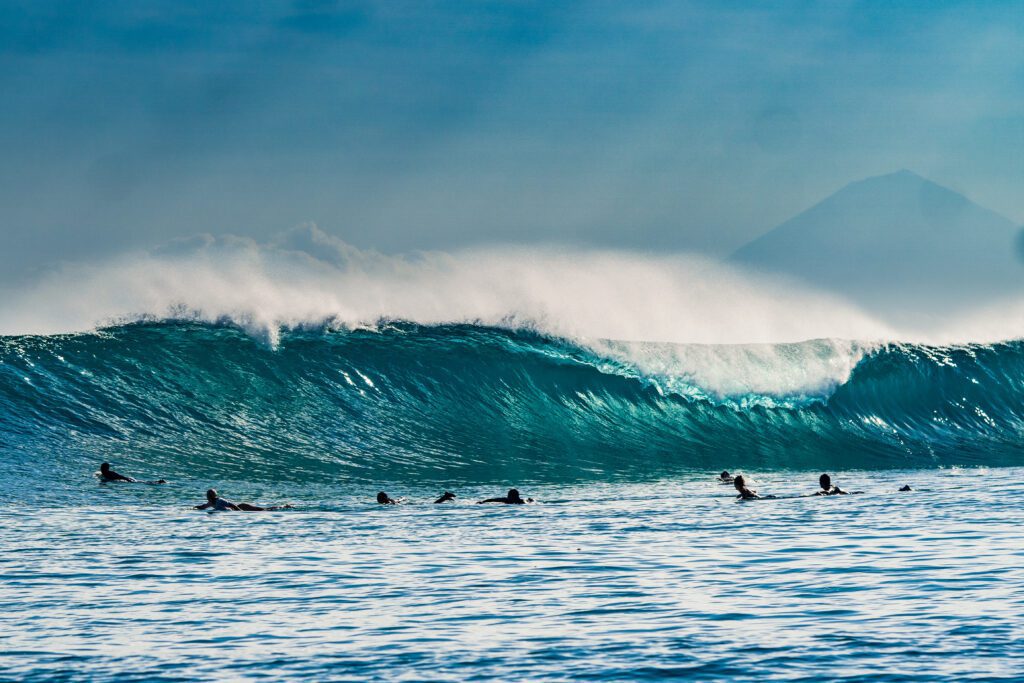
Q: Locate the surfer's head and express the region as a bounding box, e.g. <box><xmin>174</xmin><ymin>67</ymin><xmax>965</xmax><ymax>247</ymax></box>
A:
<box><xmin>100</xmin><ymin>462</ymin><xmax>110</xmax><ymax>474</ymax></box>
<box><xmin>819</xmin><ymin>473</ymin><xmax>832</xmax><ymax>491</ymax></box>
<box><xmin>720</xmin><ymin>470</ymin><xmax>730</xmax><ymax>480</ymax></box>
<box><xmin>206</xmin><ymin>488</ymin><xmax>217</xmax><ymax>503</ymax></box>
<box><xmin>377</xmin><ymin>491</ymin><xmax>392</xmax><ymax>505</ymax></box>
<box><xmin>733</xmin><ymin>475</ymin><xmax>746</xmax><ymax>491</ymax></box>
<box><xmin>507</xmin><ymin>488</ymin><xmax>523</xmax><ymax>503</ymax></box>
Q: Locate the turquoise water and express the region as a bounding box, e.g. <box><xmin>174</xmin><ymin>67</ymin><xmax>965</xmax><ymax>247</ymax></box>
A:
<box><xmin>2</xmin><ymin>470</ymin><xmax>1023</xmax><ymax>681</ymax></box>
<box><xmin>5</xmin><ymin>323</ymin><xmax>1024</xmax><ymax>482</ymax></box>
<box><xmin>3</xmin><ymin>323</ymin><xmax>1024</xmax><ymax>680</ymax></box>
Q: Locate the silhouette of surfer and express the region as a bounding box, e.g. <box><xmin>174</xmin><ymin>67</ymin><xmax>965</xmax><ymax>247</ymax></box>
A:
<box><xmin>98</xmin><ymin>462</ymin><xmax>165</xmax><ymax>485</ymax></box>
<box><xmin>194</xmin><ymin>488</ymin><xmax>290</xmax><ymax>511</ymax></box>
<box><xmin>377</xmin><ymin>491</ymin><xmax>399</xmax><ymax>505</ymax></box>
<box><xmin>718</xmin><ymin>470</ymin><xmax>735</xmax><ymax>484</ymax></box>
<box><xmin>815</xmin><ymin>473</ymin><xmax>848</xmax><ymax>495</ymax></box>
<box><xmin>434</xmin><ymin>491</ymin><xmax>456</xmax><ymax>504</ymax></box>
<box><xmin>477</xmin><ymin>488</ymin><xmax>533</xmax><ymax>504</ymax></box>
<box><xmin>899</xmin><ymin>484</ymin><xmax>913</xmax><ymax>492</ymax></box>
<box><xmin>733</xmin><ymin>475</ymin><xmax>773</xmax><ymax>500</ymax></box>
<box><xmin>814</xmin><ymin>473</ymin><xmax>863</xmax><ymax>495</ymax></box>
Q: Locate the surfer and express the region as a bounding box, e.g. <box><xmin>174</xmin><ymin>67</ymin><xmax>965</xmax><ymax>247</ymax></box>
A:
<box><xmin>718</xmin><ymin>471</ymin><xmax>735</xmax><ymax>484</ymax></box>
<box><xmin>377</xmin><ymin>491</ymin><xmax>398</xmax><ymax>505</ymax></box>
<box><xmin>899</xmin><ymin>484</ymin><xmax>913</xmax><ymax>492</ymax></box>
<box><xmin>434</xmin><ymin>491</ymin><xmax>456</xmax><ymax>504</ymax></box>
<box><xmin>194</xmin><ymin>488</ymin><xmax>290</xmax><ymax>511</ymax></box>
<box><xmin>98</xmin><ymin>462</ymin><xmax>166</xmax><ymax>484</ymax></box>
<box><xmin>734</xmin><ymin>475</ymin><xmax>772</xmax><ymax>500</ymax></box>
<box><xmin>477</xmin><ymin>488</ymin><xmax>532</xmax><ymax>504</ymax></box>
<box><xmin>814</xmin><ymin>473</ymin><xmax>848</xmax><ymax>495</ymax></box>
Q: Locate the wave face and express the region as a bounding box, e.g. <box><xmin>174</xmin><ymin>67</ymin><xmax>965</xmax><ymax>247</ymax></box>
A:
<box><xmin>3</xmin><ymin>322</ymin><xmax>1024</xmax><ymax>483</ymax></box>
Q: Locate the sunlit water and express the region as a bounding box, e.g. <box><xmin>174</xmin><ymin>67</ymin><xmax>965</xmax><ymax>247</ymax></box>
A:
<box><xmin>2</xmin><ymin>468</ymin><xmax>1022</xmax><ymax>681</ymax></box>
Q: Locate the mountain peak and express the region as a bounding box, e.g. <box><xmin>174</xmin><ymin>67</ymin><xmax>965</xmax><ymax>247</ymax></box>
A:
<box><xmin>729</xmin><ymin>171</ymin><xmax>1021</xmax><ymax>315</ymax></box>
<box><xmin>837</xmin><ymin>169</ymin><xmax>948</xmax><ymax>196</ymax></box>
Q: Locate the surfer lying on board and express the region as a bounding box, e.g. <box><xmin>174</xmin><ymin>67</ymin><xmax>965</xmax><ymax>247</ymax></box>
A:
<box><xmin>814</xmin><ymin>473</ymin><xmax>863</xmax><ymax>495</ymax></box>
<box><xmin>434</xmin><ymin>491</ymin><xmax>456</xmax><ymax>503</ymax></box>
<box><xmin>733</xmin><ymin>475</ymin><xmax>774</xmax><ymax>500</ymax></box>
<box><xmin>377</xmin><ymin>491</ymin><xmax>400</xmax><ymax>504</ymax></box>
<box><xmin>477</xmin><ymin>488</ymin><xmax>533</xmax><ymax>504</ymax></box>
<box><xmin>194</xmin><ymin>488</ymin><xmax>291</xmax><ymax>511</ymax></box>
<box><xmin>815</xmin><ymin>473</ymin><xmax>847</xmax><ymax>495</ymax></box>
<box><xmin>98</xmin><ymin>462</ymin><xmax>166</xmax><ymax>484</ymax></box>
<box><xmin>718</xmin><ymin>471</ymin><xmax>735</xmax><ymax>484</ymax></box>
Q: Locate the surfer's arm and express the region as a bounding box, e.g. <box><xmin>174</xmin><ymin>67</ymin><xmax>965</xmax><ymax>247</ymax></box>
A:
<box><xmin>194</xmin><ymin>503</ymin><xmax>212</xmax><ymax>510</ymax></box>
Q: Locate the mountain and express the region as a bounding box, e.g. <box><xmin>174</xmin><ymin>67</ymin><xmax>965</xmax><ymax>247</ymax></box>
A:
<box><xmin>729</xmin><ymin>170</ymin><xmax>1023</xmax><ymax>316</ymax></box>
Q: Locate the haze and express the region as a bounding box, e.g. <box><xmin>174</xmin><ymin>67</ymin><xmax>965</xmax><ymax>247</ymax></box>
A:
<box><xmin>2</xmin><ymin>1</ymin><xmax>1022</xmax><ymax>283</ymax></box>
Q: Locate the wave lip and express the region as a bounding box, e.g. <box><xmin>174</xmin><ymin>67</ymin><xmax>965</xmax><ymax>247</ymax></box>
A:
<box><xmin>3</xmin><ymin>322</ymin><xmax>1024</xmax><ymax>482</ymax></box>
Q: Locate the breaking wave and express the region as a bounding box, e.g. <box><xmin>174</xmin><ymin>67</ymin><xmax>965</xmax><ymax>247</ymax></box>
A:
<box><xmin>3</xmin><ymin>322</ymin><xmax>1023</xmax><ymax>483</ymax></box>
<box><xmin>4</xmin><ymin>226</ymin><xmax>1024</xmax><ymax>482</ymax></box>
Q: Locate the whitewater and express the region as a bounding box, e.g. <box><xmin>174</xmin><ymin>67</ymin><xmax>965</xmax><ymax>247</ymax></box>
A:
<box><xmin>3</xmin><ymin>226</ymin><xmax>1024</xmax><ymax>681</ymax></box>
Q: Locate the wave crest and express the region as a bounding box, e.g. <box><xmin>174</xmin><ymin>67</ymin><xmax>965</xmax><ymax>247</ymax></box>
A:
<box><xmin>3</xmin><ymin>323</ymin><xmax>1023</xmax><ymax>482</ymax></box>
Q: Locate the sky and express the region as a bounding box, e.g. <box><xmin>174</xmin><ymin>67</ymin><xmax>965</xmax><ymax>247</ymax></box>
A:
<box><xmin>1</xmin><ymin>0</ymin><xmax>1022</xmax><ymax>281</ymax></box>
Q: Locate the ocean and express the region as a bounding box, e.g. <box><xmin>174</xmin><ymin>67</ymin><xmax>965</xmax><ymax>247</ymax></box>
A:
<box><xmin>2</xmin><ymin>322</ymin><xmax>1024</xmax><ymax>681</ymax></box>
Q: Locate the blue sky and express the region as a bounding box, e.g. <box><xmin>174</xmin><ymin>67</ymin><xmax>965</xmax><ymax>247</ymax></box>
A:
<box><xmin>1</xmin><ymin>0</ymin><xmax>1022</xmax><ymax>279</ymax></box>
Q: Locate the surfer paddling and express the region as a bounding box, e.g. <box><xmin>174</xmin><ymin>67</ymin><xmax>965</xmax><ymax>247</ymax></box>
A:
<box><xmin>814</xmin><ymin>473</ymin><xmax>863</xmax><ymax>495</ymax></box>
<box><xmin>477</xmin><ymin>488</ymin><xmax>533</xmax><ymax>504</ymax></box>
<box><xmin>98</xmin><ymin>462</ymin><xmax>166</xmax><ymax>485</ymax></box>
<box><xmin>434</xmin><ymin>491</ymin><xmax>456</xmax><ymax>504</ymax></box>
<box><xmin>733</xmin><ymin>475</ymin><xmax>774</xmax><ymax>500</ymax></box>
<box><xmin>815</xmin><ymin>473</ymin><xmax>847</xmax><ymax>495</ymax></box>
<box><xmin>194</xmin><ymin>488</ymin><xmax>291</xmax><ymax>511</ymax></box>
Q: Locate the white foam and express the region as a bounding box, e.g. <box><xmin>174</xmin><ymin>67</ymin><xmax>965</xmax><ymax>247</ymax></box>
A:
<box><xmin>586</xmin><ymin>338</ymin><xmax>870</xmax><ymax>405</ymax></box>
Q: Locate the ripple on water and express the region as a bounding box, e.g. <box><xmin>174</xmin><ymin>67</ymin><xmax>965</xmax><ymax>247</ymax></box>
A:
<box><xmin>1</xmin><ymin>469</ymin><xmax>1023</xmax><ymax>681</ymax></box>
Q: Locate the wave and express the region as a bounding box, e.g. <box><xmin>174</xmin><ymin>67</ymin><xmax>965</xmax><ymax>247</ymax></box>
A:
<box><xmin>3</xmin><ymin>322</ymin><xmax>1024</xmax><ymax>483</ymax></box>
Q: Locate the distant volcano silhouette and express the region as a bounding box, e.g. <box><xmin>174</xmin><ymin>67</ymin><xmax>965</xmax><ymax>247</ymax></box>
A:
<box><xmin>730</xmin><ymin>170</ymin><xmax>1023</xmax><ymax>317</ymax></box>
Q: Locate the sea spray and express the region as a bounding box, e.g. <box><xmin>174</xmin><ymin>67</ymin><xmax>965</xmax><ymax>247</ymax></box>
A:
<box><xmin>0</xmin><ymin>225</ymin><xmax>893</xmax><ymax>343</ymax></box>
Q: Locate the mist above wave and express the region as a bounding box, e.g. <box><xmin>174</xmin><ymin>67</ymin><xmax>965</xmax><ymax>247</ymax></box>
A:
<box><xmin>2</xmin><ymin>224</ymin><xmax>894</xmax><ymax>344</ymax></box>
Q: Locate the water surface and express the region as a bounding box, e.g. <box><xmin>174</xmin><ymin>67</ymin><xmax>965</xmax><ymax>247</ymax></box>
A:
<box><xmin>2</xmin><ymin>469</ymin><xmax>1021</xmax><ymax>681</ymax></box>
